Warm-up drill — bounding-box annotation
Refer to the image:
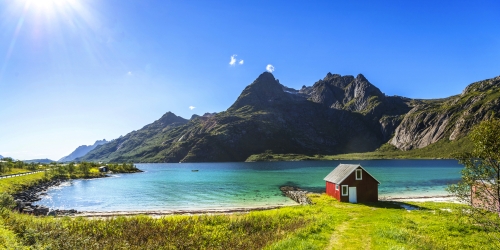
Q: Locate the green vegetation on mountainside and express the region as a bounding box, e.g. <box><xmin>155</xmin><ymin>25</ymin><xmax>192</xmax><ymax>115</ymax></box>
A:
<box><xmin>247</xmin><ymin>136</ymin><xmax>472</xmax><ymax>161</ymax></box>
<box><xmin>0</xmin><ymin>194</ymin><xmax>497</xmax><ymax>249</ymax></box>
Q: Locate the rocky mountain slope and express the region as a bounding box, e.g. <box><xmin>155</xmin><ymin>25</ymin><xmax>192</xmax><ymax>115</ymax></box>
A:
<box><xmin>390</xmin><ymin>75</ymin><xmax>500</xmax><ymax>150</ymax></box>
<box><xmin>78</xmin><ymin>112</ymin><xmax>189</xmax><ymax>162</ymax></box>
<box><xmin>79</xmin><ymin>72</ymin><xmax>500</xmax><ymax>162</ymax></box>
<box><xmin>59</xmin><ymin>139</ymin><xmax>109</xmax><ymax>162</ymax></box>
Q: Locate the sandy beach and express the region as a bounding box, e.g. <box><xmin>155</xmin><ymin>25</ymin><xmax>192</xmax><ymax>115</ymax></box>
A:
<box><xmin>380</xmin><ymin>194</ymin><xmax>459</xmax><ymax>203</ymax></box>
<box><xmin>74</xmin><ymin>204</ymin><xmax>298</xmax><ymax>218</ymax></box>
<box><xmin>72</xmin><ymin>194</ymin><xmax>460</xmax><ymax>218</ymax></box>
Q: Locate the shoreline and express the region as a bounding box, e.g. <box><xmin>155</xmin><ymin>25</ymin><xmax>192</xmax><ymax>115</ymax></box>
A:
<box><xmin>380</xmin><ymin>194</ymin><xmax>459</xmax><ymax>203</ymax></box>
<box><xmin>74</xmin><ymin>194</ymin><xmax>458</xmax><ymax>218</ymax></box>
<box><xmin>74</xmin><ymin>204</ymin><xmax>298</xmax><ymax>218</ymax></box>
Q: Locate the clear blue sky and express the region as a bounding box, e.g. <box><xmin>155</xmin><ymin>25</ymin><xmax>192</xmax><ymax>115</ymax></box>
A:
<box><xmin>0</xmin><ymin>0</ymin><xmax>499</xmax><ymax>160</ymax></box>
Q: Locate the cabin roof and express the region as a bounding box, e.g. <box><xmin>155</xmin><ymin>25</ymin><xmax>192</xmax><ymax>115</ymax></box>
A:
<box><xmin>323</xmin><ymin>164</ymin><xmax>380</xmax><ymax>184</ymax></box>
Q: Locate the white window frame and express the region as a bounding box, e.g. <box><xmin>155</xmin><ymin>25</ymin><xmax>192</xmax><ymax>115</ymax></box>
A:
<box><xmin>341</xmin><ymin>185</ymin><xmax>348</xmax><ymax>196</ymax></box>
<box><xmin>335</xmin><ymin>184</ymin><xmax>339</xmax><ymax>191</ymax></box>
<box><xmin>355</xmin><ymin>169</ymin><xmax>362</xmax><ymax>180</ymax></box>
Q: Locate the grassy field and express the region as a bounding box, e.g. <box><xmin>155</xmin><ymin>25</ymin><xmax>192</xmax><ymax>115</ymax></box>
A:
<box><xmin>0</xmin><ymin>172</ymin><xmax>47</xmax><ymax>194</ymax></box>
<box><xmin>0</xmin><ymin>193</ymin><xmax>497</xmax><ymax>249</ymax></box>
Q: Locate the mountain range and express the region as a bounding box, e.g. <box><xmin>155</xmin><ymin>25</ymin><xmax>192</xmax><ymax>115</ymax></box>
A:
<box><xmin>59</xmin><ymin>139</ymin><xmax>108</xmax><ymax>162</ymax></box>
<box><xmin>23</xmin><ymin>159</ymin><xmax>56</xmax><ymax>164</ymax></box>
<box><xmin>78</xmin><ymin>72</ymin><xmax>500</xmax><ymax>163</ymax></box>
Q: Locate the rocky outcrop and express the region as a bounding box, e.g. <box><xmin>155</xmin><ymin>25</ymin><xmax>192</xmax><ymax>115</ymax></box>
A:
<box><xmin>280</xmin><ymin>186</ymin><xmax>312</xmax><ymax>205</ymax></box>
<box><xmin>390</xmin><ymin>107</ymin><xmax>450</xmax><ymax>150</ymax></box>
<box><xmin>13</xmin><ymin>179</ymin><xmax>78</xmax><ymax>216</ymax></box>
<box><xmin>390</xmin><ymin>76</ymin><xmax>500</xmax><ymax>150</ymax></box>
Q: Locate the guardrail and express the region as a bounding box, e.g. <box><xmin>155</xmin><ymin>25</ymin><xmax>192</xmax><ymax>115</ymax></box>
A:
<box><xmin>0</xmin><ymin>170</ymin><xmax>46</xmax><ymax>179</ymax></box>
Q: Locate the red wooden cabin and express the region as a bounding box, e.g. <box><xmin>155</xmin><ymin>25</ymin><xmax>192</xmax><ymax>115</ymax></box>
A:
<box><xmin>324</xmin><ymin>164</ymin><xmax>380</xmax><ymax>203</ymax></box>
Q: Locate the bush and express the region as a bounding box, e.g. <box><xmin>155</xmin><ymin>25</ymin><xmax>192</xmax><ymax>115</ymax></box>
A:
<box><xmin>0</xmin><ymin>192</ymin><xmax>16</xmax><ymax>210</ymax></box>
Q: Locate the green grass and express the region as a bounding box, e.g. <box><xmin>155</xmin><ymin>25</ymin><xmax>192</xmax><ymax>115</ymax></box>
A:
<box><xmin>0</xmin><ymin>194</ymin><xmax>498</xmax><ymax>249</ymax></box>
<box><xmin>0</xmin><ymin>168</ymin><xmax>33</xmax><ymax>176</ymax></box>
<box><xmin>0</xmin><ymin>172</ymin><xmax>47</xmax><ymax>194</ymax></box>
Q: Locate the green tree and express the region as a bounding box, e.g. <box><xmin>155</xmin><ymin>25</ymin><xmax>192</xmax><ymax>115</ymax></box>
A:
<box><xmin>448</xmin><ymin>118</ymin><xmax>500</xmax><ymax>244</ymax></box>
<box><xmin>68</xmin><ymin>162</ymin><xmax>75</xmax><ymax>175</ymax></box>
<box><xmin>79</xmin><ymin>163</ymin><xmax>90</xmax><ymax>177</ymax></box>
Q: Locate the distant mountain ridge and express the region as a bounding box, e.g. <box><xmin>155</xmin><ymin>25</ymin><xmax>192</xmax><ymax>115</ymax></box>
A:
<box><xmin>59</xmin><ymin>139</ymin><xmax>108</xmax><ymax>162</ymax></box>
<box><xmin>79</xmin><ymin>72</ymin><xmax>500</xmax><ymax>162</ymax></box>
<box><xmin>23</xmin><ymin>159</ymin><xmax>55</xmax><ymax>164</ymax></box>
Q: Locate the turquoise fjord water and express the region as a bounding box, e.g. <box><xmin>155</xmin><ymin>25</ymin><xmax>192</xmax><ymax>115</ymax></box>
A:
<box><xmin>35</xmin><ymin>160</ymin><xmax>463</xmax><ymax>212</ymax></box>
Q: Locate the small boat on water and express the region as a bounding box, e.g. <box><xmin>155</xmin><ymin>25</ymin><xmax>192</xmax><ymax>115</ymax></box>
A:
<box><xmin>191</xmin><ymin>170</ymin><xmax>199</xmax><ymax>172</ymax></box>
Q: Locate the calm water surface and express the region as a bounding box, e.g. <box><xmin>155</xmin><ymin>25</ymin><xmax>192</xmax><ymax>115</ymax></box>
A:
<box><xmin>35</xmin><ymin>160</ymin><xmax>463</xmax><ymax>211</ymax></box>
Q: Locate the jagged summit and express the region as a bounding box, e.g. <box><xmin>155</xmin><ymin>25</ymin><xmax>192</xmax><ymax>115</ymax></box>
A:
<box><xmin>157</xmin><ymin>111</ymin><xmax>186</xmax><ymax>125</ymax></box>
<box><xmin>229</xmin><ymin>72</ymin><xmax>288</xmax><ymax>110</ymax></box>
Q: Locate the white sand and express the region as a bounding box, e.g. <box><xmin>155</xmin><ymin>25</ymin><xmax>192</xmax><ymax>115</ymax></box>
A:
<box><xmin>71</xmin><ymin>194</ymin><xmax>462</xmax><ymax>218</ymax></box>
<box><xmin>74</xmin><ymin>204</ymin><xmax>298</xmax><ymax>218</ymax></box>
<box><xmin>380</xmin><ymin>195</ymin><xmax>461</xmax><ymax>203</ymax></box>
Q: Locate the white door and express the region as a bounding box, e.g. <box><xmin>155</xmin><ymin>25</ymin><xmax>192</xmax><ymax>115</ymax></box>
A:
<box><xmin>349</xmin><ymin>187</ymin><xmax>357</xmax><ymax>203</ymax></box>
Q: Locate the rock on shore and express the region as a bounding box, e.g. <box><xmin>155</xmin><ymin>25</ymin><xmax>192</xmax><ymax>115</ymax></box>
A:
<box><xmin>13</xmin><ymin>178</ymin><xmax>78</xmax><ymax>216</ymax></box>
<box><xmin>280</xmin><ymin>186</ymin><xmax>312</xmax><ymax>205</ymax></box>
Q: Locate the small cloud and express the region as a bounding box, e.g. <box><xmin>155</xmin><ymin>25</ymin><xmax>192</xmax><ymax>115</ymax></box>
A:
<box><xmin>266</xmin><ymin>64</ymin><xmax>275</xmax><ymax>73</ymax></box>
<box><xmin>189</xmin><ymin>106</ymin><xmax>196</xmax><ymax>110</ymax></box>
<box><xmin>230</xmin><ymin>54</ymin><xmax>244</xmax><ymax>66</ymax></box>
<box><xmin>229</xmin><ymin>55</ymin><xmax>237</xmax><ymax>65</ymax></box>
<box><xmin>127</xmin><ymin>71</ymin><xmax>132</xmax><ymax>76</ymax></box>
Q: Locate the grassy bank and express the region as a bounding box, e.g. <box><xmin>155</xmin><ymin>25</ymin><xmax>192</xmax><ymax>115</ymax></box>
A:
<box><xmin>0</xmin><ymin>194</ymin><xmax>497</xmax><ymax>249</ymax></box>
<box><xmin>0</xmin><ymin>172</ymin><xmax>47</xmax><ymax>194</ymax></box>
<box><xmin>246</xmin><ymin>137</ymin><xmax>472</xmax><ymax>161</ymax></box>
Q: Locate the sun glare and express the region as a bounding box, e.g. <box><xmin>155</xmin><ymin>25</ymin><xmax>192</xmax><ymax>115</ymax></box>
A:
<box><xmin>30</xmin><ymin>0</ymin><xmax>70</xmax><ymax>8</ymax></box>
<box><xmin>26</xmin><ymin>0</ymin><xmax>73</xmax><ymax>14</ymax></box>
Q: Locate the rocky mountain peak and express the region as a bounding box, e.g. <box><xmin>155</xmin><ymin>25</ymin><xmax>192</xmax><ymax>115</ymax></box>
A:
<box><xmin>355</xmin><ymin>73</ymin><xmax>368</xmax><ymax>82</ymax></box>
<box><xmin>229</xmin><ymin>72</ymin><xmax>288</xmax><ymax>110</ymax></box>
<box><xmin>157</xmin><ymin>111</ymin><xmax>187</xmax><ymax>125</ymax></box>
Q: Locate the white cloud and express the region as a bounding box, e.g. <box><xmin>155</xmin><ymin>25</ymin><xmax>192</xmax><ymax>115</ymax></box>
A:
<box><xmin>127</xmin><ymin>71</ymin><xmax>132</xmax><ymax>76</ymax></box>
<box><xmin>266</xmin><ymin>64</ymin><xmax>275</xmax><ymax>73</ymax></box>
<box><xmin>229</xmin><ymin>55</ymin><xmax>237</xmax><ymax>65</ymax></box>
<box><xmin>230</xmin><ymin>55</ymin><xmax>245</xmax><ymax>66</ymax></box>
<box><xmin>189</xmin><ymin>106</ymin><xmax>196</xmax><ymax>110</ymax></box>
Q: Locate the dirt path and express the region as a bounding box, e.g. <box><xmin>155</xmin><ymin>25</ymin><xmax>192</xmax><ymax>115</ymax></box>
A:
<box><xmin>326</xmin><ymin>216</ymin><xmax>359</xmax><ymax>250</ymax></box>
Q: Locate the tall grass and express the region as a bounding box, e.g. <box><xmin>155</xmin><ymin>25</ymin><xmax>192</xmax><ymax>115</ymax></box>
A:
<box><xmin>0</xmin><ymin>208</ymin><xmax>306</xmax><ymax>249</ymax></box>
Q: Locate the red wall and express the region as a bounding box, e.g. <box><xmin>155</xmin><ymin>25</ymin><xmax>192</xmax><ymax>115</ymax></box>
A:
<box><xmin>325</xmin><ymin>181</ymin><xmax>341</xmax><ymax>201</ymax></box>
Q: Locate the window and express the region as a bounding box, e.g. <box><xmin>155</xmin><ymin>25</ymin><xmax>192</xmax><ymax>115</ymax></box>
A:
<box><xmin>341</xmin><ymin>185</ymin><xmax>348</xmax><ymax>196</ymax></box>
<box><xmin>355</xmin><ymin>169</ymin><xmax>362</xmax><ymax>180</ymax></box>
<box><xmin>335</xmin><ymin>184</ymin><xmax>339</xmax><ymax>190</ymax></box>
